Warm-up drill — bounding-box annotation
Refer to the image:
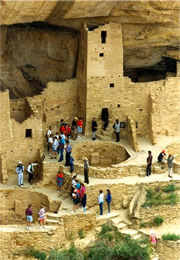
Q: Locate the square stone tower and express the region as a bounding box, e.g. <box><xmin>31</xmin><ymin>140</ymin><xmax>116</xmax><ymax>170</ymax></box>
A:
<box><xmin>77</xmin><ymin>23</ymin><xmax>124</xmax><ymax>135</ymax></box>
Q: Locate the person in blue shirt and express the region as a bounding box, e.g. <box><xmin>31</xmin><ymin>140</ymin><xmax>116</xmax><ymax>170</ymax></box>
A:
<box><xmin>16</xmin><ymin>161</ymin><xmax>24</xmax><ymax>187</ymax></box>
<box><xmin>69</xmin><ymin>153</ymin><xmax>74</xmax><ymax>173</ymax></box>
<box><xmin>58</xmin><ymin>136</ymin><xmax>65</xmax><ymax>162</ymax></box>
<box><xmin>106</xmin><ymin>189</ymin><xmax>112</xmax><ymax>214</ymax></box>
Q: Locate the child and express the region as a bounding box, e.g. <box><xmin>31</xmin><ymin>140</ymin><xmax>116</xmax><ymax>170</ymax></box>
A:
<box><xmin>149</xmin><ymin>230</ymin><xmax>157</xmax><ymax>249</ymax></box>
<box><xmin>81</xmin><ymin>192</ymin><xmax>87</xmax><ymax>213</ymax></box>
<box><xmin>69</xmin><ymin>153</ymin><xmax>74</xmax><ymax>174</ymax></box>
<box><xmin>38</xmin><ymin>205</ymin><xmax>46</xmax><ymax>229</ymax></box>
<box><xmin>56</xmin><ymin>171</ymin><xmax>63</xmax><ymax>190</ymax></box>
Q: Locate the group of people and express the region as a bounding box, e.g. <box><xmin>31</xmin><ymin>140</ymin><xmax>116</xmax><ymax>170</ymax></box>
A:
<box><xmin>146</xmin><ymin>150</ymin><xmax>175</xmax><ymax>178</ymax></box>
<box><xmin>16</xmin><ymin>161</ymin><xmax>37</xmax><ymax>187</ymax></box>
<box><xmin>25</xmin><ymin>204</ymin><xmax>46</xmax><ymax>230</ymax></box>
<box><xmin>71</xmin><ymin>176</ymin><xmax>87</xmax><ymax>213</ymax></box>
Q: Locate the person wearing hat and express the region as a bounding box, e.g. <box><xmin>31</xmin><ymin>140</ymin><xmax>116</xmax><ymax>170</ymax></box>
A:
<box><xmin>157</xmin><ymin>150</ymin><xmax>166</xmax><ymax>164</ymax></box>
<box><xmin>71</xmin><ymin>117</ymin><xmax>78</xmax><ymax>140</ymax></box>
<box><xmin>16</xmin><ymin>161</ymin><xmax>24</xmax><ymax>187</ymax></box>
<box><xmin>83</xmin><ymin>157</ymin><xmax>89</xmax><ymax>184</ymax></box>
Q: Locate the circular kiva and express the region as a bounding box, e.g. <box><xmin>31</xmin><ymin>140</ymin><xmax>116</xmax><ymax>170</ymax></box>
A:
<box><xmin>72</xmin><ymin>141</ymin><xmax>136</xmax><ymax>179</ymax></box>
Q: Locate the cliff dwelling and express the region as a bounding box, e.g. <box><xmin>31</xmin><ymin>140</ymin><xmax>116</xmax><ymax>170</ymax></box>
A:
<box><xmin>0</xmin><ymin>1</ymin><xmax>180</xmax><ymax>259</ymax></box>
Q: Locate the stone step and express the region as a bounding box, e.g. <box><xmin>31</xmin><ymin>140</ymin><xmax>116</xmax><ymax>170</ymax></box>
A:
<box><xmin>46</xmin><ymin>212</ymin><xmax>61</xmax><ymax>220</ymax></box>
<box><xmin>96</xmin><ymin>211</ymin><xmax>121</xmax><ymax>226</ymax></box>
<box><xmin>132</xmin><ymin>233</ymin><xmax>142</xmax><ymax>240</ymax></box>
<box><xmin>96</xmin><ymin>134</ymin><xmax>112</xmax><ymax>141</ymax></box>
<box><xmin>116</xmin><ymin>222</ymin><xmax>128</xmax><ymax>230</ymax></box>
<box><xmin>45</xmin><ymin>219</ymin><xmax>60</xmax><ymax>225</ymax></box>
<box><xmin>120</xmin><ymin>229</ymin><xmax>139</xmax><ymax>236</ymax></box>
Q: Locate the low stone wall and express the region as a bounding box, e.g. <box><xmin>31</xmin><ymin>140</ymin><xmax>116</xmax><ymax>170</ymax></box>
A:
<box><xmin>0</xmin><ymin>211</ymin><xmax>96</xmax><ymax>258</ymax></box>
<box><xmin>156</xmin><ymin>240</ymin><xmax>180</xmax><ymax>260</ymax></box>
<box><xmin>140</xmin><ymin>204</ymin><xmax>180</xmax><ymax>224</ymax></box>
<box><xmin>74</xmin><ymin>163</ymin><xmax>145</xmax><ymax>179</ymax></box>
<box><xmin>85</xmin><ymin>181</ymin><xmax>180</xmax><ymax>210</ymax></box>
<box><xmin>0</xmin><ymin>189</ymin><xmax>61</xmax><ymax>224</ymax></box>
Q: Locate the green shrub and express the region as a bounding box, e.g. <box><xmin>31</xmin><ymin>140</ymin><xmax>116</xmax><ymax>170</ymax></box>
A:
<box><xmin>99</xmin><ymin>223</ymin><xmax>113</xmax><ymax>235</ymax></box>
<box><xmin>169</xmin><ymin>192</ymin><xmax>178</xmax><ymax>205</ymax></box>
<box><xmin>162</xmin><ymin>233</ymin><xmax>180</xmax><ymax>241</ymax></box>
<box><xmin>153</xmin><ymin>216</ymin><xmax>164</xmax><ymax>226</ymax></box>
<box><xmin>139</xmin><ymin>222</ymin><xmax>147</xmax><ymax>228</ymax></box>
<box><xmin>24</xmin><ymin>247</ymin><xmax>46</xmax><ymax>260</ymax></box>
<box><xmin>48</xmin><ymin>244</ymin><xmax>84</xmax><ymax>260</ymax></box>
<box><xmin>78</xmin><ymin>228</ymin><xmax>85</xmax><ymax>239</ymax></box>
<box><xmin>162</xmin><ymin>184</ymin><xmax>176</xmax><ymax>193</ymax></box>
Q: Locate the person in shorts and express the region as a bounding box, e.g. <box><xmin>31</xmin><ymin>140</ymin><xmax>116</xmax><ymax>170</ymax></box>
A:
<box><xmin>38</xmin><ymin>205</ymin><xmax>46</xmax><ymax>229</ymax></box>
<box><xmin>77</xmin><ymin>117</ymin><xmax>83</xmax><ymax>139</ymax></box>
<box><xmin>25</xmin><ymin>204</ymin><xmax>33</xmax><ymax>230</ymax></box>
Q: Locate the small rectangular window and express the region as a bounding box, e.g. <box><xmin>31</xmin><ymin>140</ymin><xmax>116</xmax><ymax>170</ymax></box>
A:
<box><xmin>110</xmin><ymin>83</ymin><xmax>114</xmax><ymax>88</ymax></box>
<box><xmin>99</xmin><ymin>53</ymin><xmax>104</xmax><ymax>57</ymax></box>
<box><xmin>101</xmin><ymin>31</ymin><xmax>107</xmax><ymax>44</ymax></box>
<box><xmin>26</xmin><ymin>129</ymin><xmax>32</xmax><ymax>138</ymax></box>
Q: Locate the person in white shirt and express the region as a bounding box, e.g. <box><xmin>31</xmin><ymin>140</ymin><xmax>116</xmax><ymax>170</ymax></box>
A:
<box><xmin>27</xmin><ymin>162</ymin><xmax>37</xmax><ymax>184</ymax></box>
<box><xmin>51</xmin><ymin>136</ymin><xmax>59</xmax><ymax>159</ymax></box>
<box><xmin>98</xmin><ymin>190</ymin><xmax>104</xmax><ymax>216</ymax></box>
<box><xmin>48</xmin><ymin>134</ymin><xmax>53</xmax><ymax>155</ymax></box>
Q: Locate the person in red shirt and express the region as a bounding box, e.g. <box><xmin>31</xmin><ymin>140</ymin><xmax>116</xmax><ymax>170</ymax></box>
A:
<box><xmin>66</xmin><ymin>124</ymin><xmax>71</xmax><ymax>140</ymax></box>
<box><xmin>77</xmin><ymin>117</ymin><xmax>83</xmax><ymax>139</ymax></box>
<box><xmin>60</xmin><ymin>124</ymin><xmax>65</xmax><ymax>135</ymax></box>
<box><xmin>56</xmin><ymin>171</ymin><xmax>63</xmax><ymax>190</ymax></box>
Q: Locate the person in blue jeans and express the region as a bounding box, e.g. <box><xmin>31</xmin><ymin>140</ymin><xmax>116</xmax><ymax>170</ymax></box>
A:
<box><xmin>69</xmin><ymin>153</ymin><xmax>74</xmax><ymax>173</ymax></box>
<box><xmin>58</xmin><ymin>136</ymin><xmax>65</xmax><ymax>162</ymax></box>
<box><xmin>82</xmin><ymin>192</ymin><xmax>87</xmax><ymax>213</ymax></box>
<box><xmin>106</xmin><ymin>189</ymin><xmax>112</xmax><ymax>214</ymax></box>
<box><xmin>98</xmin><ymin>190</ymin><xmax>104</xmax><ymax>216</ymax></box>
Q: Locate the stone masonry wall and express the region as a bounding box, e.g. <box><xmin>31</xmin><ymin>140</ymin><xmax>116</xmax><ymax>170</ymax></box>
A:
<box><xmin>140</xmin><ymin>204</ymin><xmax>180</xmax><ymax>224</ymax></box>
<box><xmin>156</xmin><ymin>240</ymin><xmax>180</xmax><ymax>260</ymax></box>
<box><xmin>127</xmin><ymin>117</ymin><xmax>139</xmax><ymax>152</ymax></box>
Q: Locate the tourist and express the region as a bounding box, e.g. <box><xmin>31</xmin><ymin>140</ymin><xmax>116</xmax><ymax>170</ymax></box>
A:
<box><xmin>106</xmin><ymin>189</ymin><xmax>112</xmax><ymax>215</ymax></box>
<box><xmin>113</xmin><ymin>119</ymin><xmax>120</xmax><ymax>142</ymax></box>
<box><xmin>46</xmin><ymin>126</ymin><xmax>52</xmax><ymax>143</ymax></box>
<box><xmin>60</xmin><ymin>119</ymin><xmax>65</xmax><ymax>133</ymax></box>
<box><xmin>16</xmin><ymin>161</ymin><xmax>24</xmax><ymax>187</ymax></box>
<box><xmin>83</xmin><ymin>157</ymin><xmax>89</xmax><ymax>184</ymax></box>
<box><xmin>72</xmin><ymin>190</ymin><xmax>80</xmax><ymax>212</ymax></box>
<box><xmin>79</xmin><ymin>183</ymin><xmax>86</xmax><ymax>202</ymax></box>
<box><xmin>98</xmin><ymin>190</ymin><xmax>104</xmax><ymax>216</ymax></box>
<box><xmin>149</xmin><ymin>230</ymin><xmax>157</xmax><ymax>248</ymax></box>
<box><xmin>58</xmin><ymin>135</ymin><xmax>65</xmax><ymax>162</ymax></box>
<box><xmin>51</xmin><ymin>136</ymin><xmax>59</xmax><ymax>159</ymax></box>
<box><xmin>77</xmin><ymin>117</ymin><xmax>83</xmax><ymax>139</ymax></box>
<box><xmin>82</xmin><ymin>192</ymin><xmax>87</xmax><ymax>213</ymax></box>
<box><xmin>65</xmin><ymin>140</ymin><xmax>72</xmax><ymax>166</ymax></box>
<box><xmin>66</xmin><ymin>124</ymin><xmax>71</xmax><ymax>140</ymax></box>
<box><xmin>157</xmin><ymin>150</ymin><xmax>166</xmax><ymax>163</ymax></box>
<box><xmin>25</xmin><ymin>204</ymin><xmax>33</xmax><ymax>230</ymax></box>
<box><xmin>71</xmin><ymin>175</ymin><xmax>77</xmax><ymax>194</ymax></box>
<box><xmin>38</xmin><ymin>205</ymin><xmax>46</xmax><ymax>229</ymax></box>
<box><xmin>167</xmin><ymin>154</ymin><xmax>174</xmax><ymax>178</ymax></box>
<box><xmin>146</xmin><ymin>151</ymin><xmax>153</xmax><ymax>177</ymax></box>
<box><xmin>48</xmin><ymin>134</ymin><xmax>53</xmax><ymax>155</ymax></box>
<box><xmin>92</xmin><ymin>117</ymin><xmax>98</xmax><ymax>141</ymax></box>
<box><xmin>27</xmin><ymin>162</ymin><xmax>37</xmax><ymax>184</ymax></box>
<box><xmin>69</xmin><ymin>153</ymin><xmax>74</xmax><ymax>173</ymax></box>
<box><xmin>56</xmin><ymin>171</ymin><xmax>63</xmax><ymax>190</ymax></box>
<box><xmin>71</xmin><ymin>117</ymin><xmax>78</xmax><ymax>140</ymax></box>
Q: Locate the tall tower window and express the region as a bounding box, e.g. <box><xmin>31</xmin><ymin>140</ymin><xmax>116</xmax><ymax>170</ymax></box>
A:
<box><xmin>101</xmin><ymin>31</ymin><xmax>107</xmax><ymax>44</ymax></box>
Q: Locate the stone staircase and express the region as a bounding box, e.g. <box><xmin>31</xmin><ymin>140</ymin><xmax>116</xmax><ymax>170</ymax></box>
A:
<box><xmin>45</xmin><ymin>212</ymin><xmax>63</xmax><ymax>225</ymax></box>
<box><xmin>96</xmin><ymin>127</ymin><xmax>114</xmax><ymax>141</ymax></box>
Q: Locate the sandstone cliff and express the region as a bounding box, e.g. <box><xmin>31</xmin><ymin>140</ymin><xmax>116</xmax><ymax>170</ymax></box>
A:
<box><xmin>0</xmin><ymin>1</ymin><xmax>179</xmax><ymax>97</ymax></box>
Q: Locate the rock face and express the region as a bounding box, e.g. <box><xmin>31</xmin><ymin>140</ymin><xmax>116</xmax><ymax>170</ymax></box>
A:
<box><xmin>0</xmin><ymin>23</ymin><xmax>78</xmax><ymax>98</ymax></box>
<box><xmin>0</xmin><ymin>1</ymin><xmax>180</xmax><ymax>97</ymax></box>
